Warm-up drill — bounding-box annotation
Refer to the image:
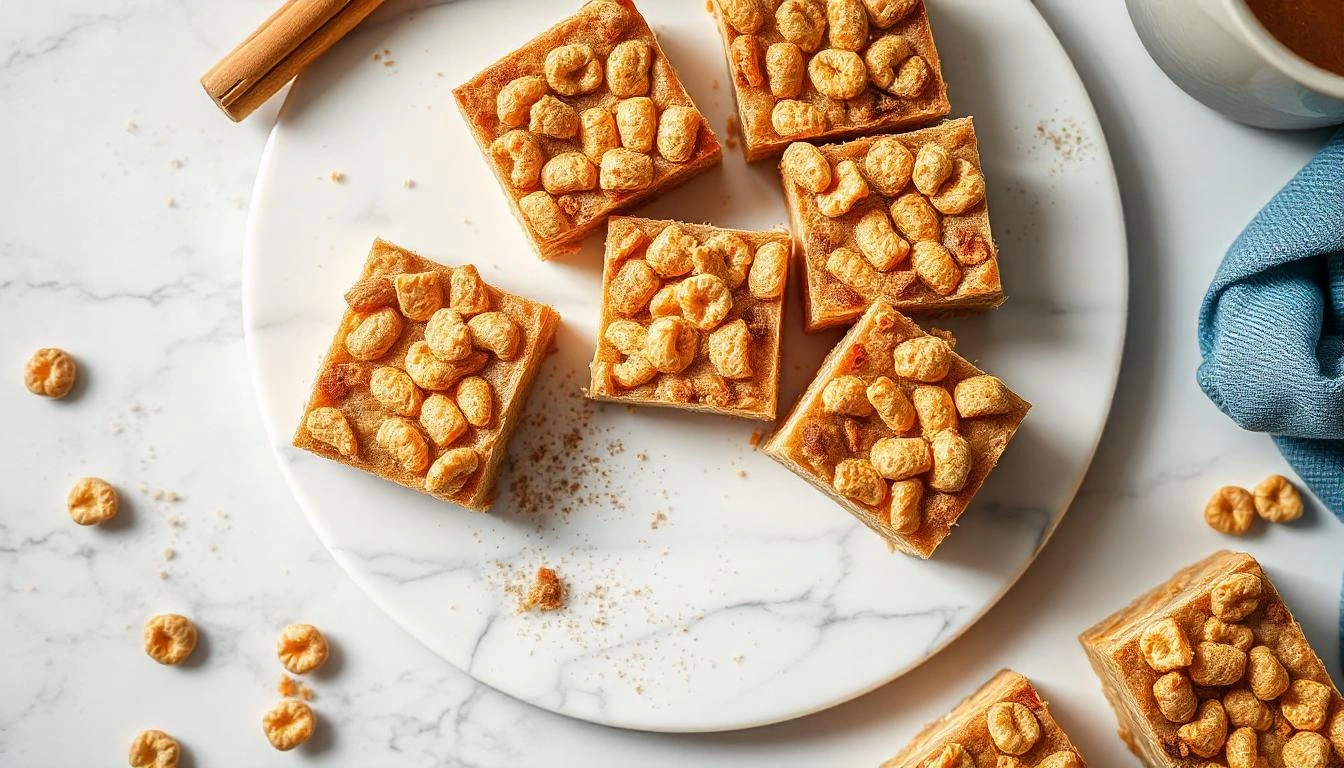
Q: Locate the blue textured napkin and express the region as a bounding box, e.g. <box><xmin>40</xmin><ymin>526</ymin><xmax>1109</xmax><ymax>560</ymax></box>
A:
<box><xmin>1197</xmin><ymin>128</ymin><xmax>1344</xmax><ymax>512</ymax></box>
<box><xmin>1195</xmin><ymin>128</ymin><xmax>1344</xmax><ymax>665</ymax></box>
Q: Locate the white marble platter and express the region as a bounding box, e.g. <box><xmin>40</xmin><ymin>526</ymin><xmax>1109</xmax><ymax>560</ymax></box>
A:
<box><xmin>243</xmin><ymin>0</ymin><xmax>1127</xmax><ymax>732</ymax></box>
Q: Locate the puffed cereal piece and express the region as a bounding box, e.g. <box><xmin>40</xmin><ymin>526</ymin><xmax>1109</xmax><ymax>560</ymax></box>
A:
<box><xmin>815</xmin><ymin>160</ymin><xmax>869</xmax><ymax>218</ymax></box>
<box><xmin>677</xmin><ymin>274</ymin><xmax>733</xmax><ymax>331</ymax></box>
<box><xmin>928</xmin><ymin>430</ymin><xmax>970</xmax><ymax>492</ymax></box>
<box><xmin>766</xmin><ymin>42</ymin><xmax>805</xmax><ymax>98</ymax></box>
<box><xmin>1252</xmin><ymin>474</ymin><xmax>1303</xmax><ymax>523</ymax></box>
<box><xmin>888</xmin><ymin>478</ymin><xmax>923</xmax><ymax>534</ymax></box>
<box><xmin>610</xmin><ymin>260</ymin><xmax>662</xmax><ymax>316</ymax></box>
<box><xmin>370</xmin><ymin>367</ymin><xmax>424</xmax><ymax>417</ymax></box>
<box><xmin>657</xmin><ymin>106</ymin><xmax>702</xmax><ymax>163</ymax></box>
<box><xmin>601</xmin><ymin>148</ymin><xmax>655</xmax><ymax>191</ymax></box>
<box><xmin>607</xmin><ymin>39</ymin><xmax>652</xmax><ymax>97</ymax></box>
<box><xmin>377</xmin><ymin>417</ymin><xmax>430</xmax><ymax>473</ymax></box>
<box><xmin>24</xmin><ymin>347</ymin><xmax>77</xmax><ymax>398</ymax></box>
<box><xmin>953</xmin><ymin>376</ymin><xmax>1012</xmax><ymax>418</ymax></box>
<box><xmin>128</xmin><ymin>729</ymin><xmax>180</xmax><ymax>768</ymax></box>
<box><xmin>749</xmin><ymin>241</ymin><xmax>788</xmax><ymax>299</ymax></box>
<box><xmin>143</xmin><ymin>613</ymin><xmax>197</xmax><ymax>666</ymax></box>
<box><xmin>419</xmin><ymin>394</ymin><xmax>467</xmax><ymax>447</ymax></box>
<box><xmin>496</xmin><ymin>76</ymin><xmax>547</xmax><ymax>127</ymax></box>
<box><xmin>986</xmin><ymin>701</ymin><xmax>1041</xmax><ymax>755</ymax></box>
<box><xmin>262</xmin><ymin>699</ymin><xmax>316</xmax><ymax>751</ymax></box>
<box><xmin>276</xmin><ymin>623</ymin><xmax>329</xmax><ymax>674</ymax></box>
<box><xmin>869</xmin><ymin>437</ymin><xmax>930</xmax><ymax>480</ymax></box>
<box><xmin>833</xmin><ymin>458</ymin><xmax>886</xmax><ymax>506</ymax></box>
<box><xmin>518</xmin><ymin>191</ymin><xmax>571</xmax><ymax>241</ymax></box>
<box><xmin>616</xmin><ymin>97</ymin><xmax>657</xmax><ymax>152</ymax></box>
<box><xmin>456</xmin><ymin>376</ymin><xmax>494</xmax><ymax>428</ymax></box>
<box><xmin>424</xmin><ymin>309</ymin><xmax>473</xmax><ymax>362</ymax></box>
<box><xmin>822</xmin><ymin>374</ymin><xmax>873</xmax><ymax>417</ymax></box>
<box><xmin>1204</xmin><ymin>485</ymin><xmax>1256</xmax><ymax>535</ymax></box>
<box><xmin>467</xmin><ymin>311</ymin><xmax>522</xmax><ymax>360</ymax></box>
<box><xmin>427</xmin><ymin>448</ymin><xmax>480</xmax><ymax>496</ymax></box>
<box><xmin>643</xmin><ymin>316</ymin><xmax>699</xmax><ymax>374</ymax></box>
<box><xmin>892</xmin><ymin>336</ymin><xmax>951</xmax><ymax>382</ymax></box>
<box><xmin>708</xmin><ymin>319</ymin><xmax>753</xmax><ymax>380</ymax></box>
<box><xmin>781</xmin><ymin>142</ymin><xmax>831</xmax><ymax>193</ymax></box>
<box><xmin>346</xmin><ymin>307</ymin><xmax>404</xmax><ymax>361</ymax></box>
<box><xmin>541</xmin><ymin>152</ymin><xmax>598</xmax><ymax>194</ymax></box>
<box><xmin>67</xmin><ymin>476</ymin><xmax>119</xmax><ymax>525</ymax></box>
<box><xmin>544</xmin><ymin>43</ymin><xmax>603</xmax><ymax>96</ymax></box>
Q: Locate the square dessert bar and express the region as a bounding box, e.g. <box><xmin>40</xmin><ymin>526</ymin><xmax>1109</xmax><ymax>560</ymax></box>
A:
<box><xmin>1080</xmin><ymin>550</ymin><xmax>1344</xmax><ymax>767</ymax></box>
<box><xmin>782</xmin><ymin>117</ymin><xmax>1003</xmax><ymax>332</ymax></box>
<box><xmin>293</xmin><ymin>239</ymin><xmax>559</xmax><ymax>512</ymax></box>
<box><xmin>587</xmin><ymin>216</ymin><xmax>790</xmax><ymax>420</ymax></box>
<box><xmin>763</xmin><ymin>299</ymin><xmax>1028</xmax><ymax>557</ymax></box>
<box><xmin>882</xmin><ymin>670</ymin><xmax>1086</xmax><ymax>767</ymax></box>
<box><xmin>453</xmin><ymin>0</ymin><xmax>722</xmax><ymax>260</ymax></box>
<box><xmin>712</xmin><ymin>0</ymin><xmax>950</xmax><ymax>161</ymax></box>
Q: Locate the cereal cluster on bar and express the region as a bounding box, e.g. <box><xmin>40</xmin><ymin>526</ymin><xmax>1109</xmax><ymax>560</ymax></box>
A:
<box><xmin>712</xmin><ymin>0</ymin><xmax>950</xmax><ymax>159</ymax></box>
<box><xmin>294</xmin><ymin>239</ymin><xmax>559</xmax><ymax>511</ymax></box>
<box><xmin>454</xmin><ymin>0</ymin><xmax>722</xmax><ymax>258</ymax></box>
<box><xmin>588</xmin><ymin>217</ymin><xmax>790</xmax><ymax>420</ymax></box>
<box><xmin>1081</xmin><ymin>551</ymin><xmax>1344</xmax><ymax>767</ymax></box>
<box><xmin>782</xmin><ymin>117</ymin><xmax>1003</xmax><ymax>331</ymax></box>
<box><xmin>882</xmin><ymin>670</ymin><xmax>1086</xmax><ymax>767</ymax></box>
<box><xmin>764</xmin><ymin>300</ymin><xmax>1028</xmax><ymax>557</ymax></box>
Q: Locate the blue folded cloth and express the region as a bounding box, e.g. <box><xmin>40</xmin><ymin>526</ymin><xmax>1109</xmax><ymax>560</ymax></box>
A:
<box><xmin>1196</xmin><ymin>128</ymin><xmax>1343</xmax><ymax>666</ymax></box>
<box><xmin>1197</xmin><ymin>128</ymin><xmax>1344</xmax><ymax>515</ymax></box>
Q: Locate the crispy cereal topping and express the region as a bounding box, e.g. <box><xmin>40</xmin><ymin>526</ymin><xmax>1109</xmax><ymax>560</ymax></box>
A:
<box><xmin>1177</xmin><ymin>699</ymin><xmax>1228</xmax><ymax>759</ymax></box>
<box><xmin>607</xmin><ymin>39</ymin><xmax>652</xmax><ymax>97</ymax></box>
<box><xmin>346</xmin><ymin>307</ymin><xmax>404</xmax><ymax>361</ymax></box>
<box><xmin>815</xmin><ymin>159</ymin><xmax>870</xmax><ymax>217</ymax></box>
<box><xmin>490</xmin><ymin>130</ymin><xmax>544</xmax><ymax>191</ymax></box>
<box><xmin>419</xmin><ymin>394</ymin><xmax>467</xmax><ymax>447</ymax></box>
<box><xmin>833</xmin><ymin>458</ymin><xmax>886</xmax><ymax>505</ymax></box>
<box><xmin>986</xmin><ymin>701</ymin><xmax>1041</xmax><ymax>755</ymax></box>
<box><xmin>1153</xmin><ymin>671</ymin><xmax>1198</xmax><ymax>723</ymax></box>
<box><xmin>766</xmin><ymin>42</ymin><xmax>806</xmax><ymax>98</ymax></box>
<box><xmin>1140</xmin><ymin>617</ymin><xmax>1193</xmax><ymax>672</ymax></box>
<box><xmin>370</xmin><ymin>367</ymin><xmax>424</xmax><ymax>417</ymax></box>
<box><xmin>544</xmin><ymin>43</ymin><xmax>603</xmax><ymax>95</ymax></box>
<box><xmin>892</xmin><ymin>336</ymin><xmax>950</xmax><ymax>382</ymax></box>
<box><xmin>496</xmin><ymin>76</ymin><xmax>548</xmax><ymax>127</ymax></box>
<box><xmin>426</xmin><ymin>448</ymin><xmax>480</xmax><ymax>495</ymax></box>
<box><xmin>393</xmin><ymin>271</ymin><xmax>443</xmax><ymax>322</ymax></box>
<box><xmin>376</xmin><ymin>417</ymin><xmax>430</xmax><ymax>473</ymax></box>
<box><xmin>658</xmin><ymin>106</ymin><xmax>702</xmax><ymax>163</ymax></box>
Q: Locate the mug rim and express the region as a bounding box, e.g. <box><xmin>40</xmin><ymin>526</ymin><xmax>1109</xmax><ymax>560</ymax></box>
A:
<box><xmin>1223</xmin><ymin>0</ymin><xmax>1344</xmax><ymax>100</ymax></box>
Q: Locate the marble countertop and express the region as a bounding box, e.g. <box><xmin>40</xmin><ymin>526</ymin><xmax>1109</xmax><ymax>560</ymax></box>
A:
<box><xmin>1</xmin><ymin>1</ymin><xmax>1339</xmax><ymax>766</ymax></box>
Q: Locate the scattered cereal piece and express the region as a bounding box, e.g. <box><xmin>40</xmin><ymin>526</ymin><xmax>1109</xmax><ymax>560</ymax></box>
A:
<box><xmin>24</xmin><ymin>347</ymin><xmax>77</xmax><ymax>398</ymax></box>
<box><xmin>67</xmin><ymin>477</ymin><xmax>118</xmax><ymax>526</ymax></box>
<box><xmin>143</xmin><ymin>614</ymin><xmax>197</xmax><ymax>665</ymax></box>
<box><xmin>521</xmin><ymin>566</ymin><xmax>566</xmax><ymax>612</ymax></box>
<box><xmin>128</xmin><ymin>729</ymin><xmax>180</xmax><ymax>768</ymax></box>
<box><xmin>1204</xmin><ymin>486</ymin><xmax>1255</xmax><ymax>535</ymax></box>
<box><xmin>1252</xmin><ymin>474</ymin><xmax>1303</xmax><ymax>523</ymax></box>
<box><xmin>262</xmin><ymin>699</ymin><xmax>316</xmax><ymax>751</ymax></box>
<box><xmin>277</xmin><ymin>623</ymin><xmax>329</xmax><ymax>675</ymax></box>
<box><xmin>329</xmin><ymin>171</ymin><xmax>344</xmax><ymax>182</ymax></box>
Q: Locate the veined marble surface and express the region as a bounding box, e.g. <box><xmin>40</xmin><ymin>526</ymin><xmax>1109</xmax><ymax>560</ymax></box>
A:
<box><xmin>0</xmin><ymin>1</ymin><xmax>1339</xmax><ymax>766</ymax></box>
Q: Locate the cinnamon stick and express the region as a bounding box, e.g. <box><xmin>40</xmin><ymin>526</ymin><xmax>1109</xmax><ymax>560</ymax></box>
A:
<box><xmin>201</xmin><ymin>0</ymin><xmax>387</xmax><ymax>122</ymax></box>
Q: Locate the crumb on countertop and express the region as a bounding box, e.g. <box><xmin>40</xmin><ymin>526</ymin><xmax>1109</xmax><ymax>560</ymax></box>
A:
<box><xmin>520</xmin><ymin>566</ymin><xmax>566</xmax><ymax>612</ymax></box>
<box><xmin>748</xmin><ymin>430</ymin><xmax>763</xmax><ymax>449</ymax></box>
<box><xmin>278</xmin><ymin>675</ymin><xmax>315</xmax><ymax>701</ymax></box>
<box><xmin>329</xmin><ymin>171</ymin><xmax>345</xmax><ymax>183</ymax></box>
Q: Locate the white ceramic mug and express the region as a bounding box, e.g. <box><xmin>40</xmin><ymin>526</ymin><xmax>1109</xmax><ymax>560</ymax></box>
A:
<box><xmin>1125</xmin><ymin>0</ymin><xmax>1344</xmax><ymax>129</ymax></box>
